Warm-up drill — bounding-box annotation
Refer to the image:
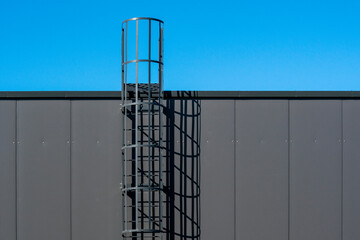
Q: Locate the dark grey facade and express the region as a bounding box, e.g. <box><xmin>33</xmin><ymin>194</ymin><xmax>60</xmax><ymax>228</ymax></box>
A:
<box><xmin>1</xmin><ymin>92</ymin><xmax>360</xmax><ymax>240</ymax></box>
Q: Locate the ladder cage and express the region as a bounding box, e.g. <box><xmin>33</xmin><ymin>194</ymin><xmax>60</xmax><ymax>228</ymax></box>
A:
<box><xmin>121</xmin><ymin>17</ymin><xmax>165</xmax><ymax>239</ymax></box>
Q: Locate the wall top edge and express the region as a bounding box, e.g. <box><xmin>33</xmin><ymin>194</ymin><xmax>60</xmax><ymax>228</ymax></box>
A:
<box><xmin>2</xmin><ymin>91</ymin><xmax>360</xmax><ymax>99</ymax></box>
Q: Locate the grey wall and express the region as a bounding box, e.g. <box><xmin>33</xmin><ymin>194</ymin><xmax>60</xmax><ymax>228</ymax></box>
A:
<box><xmin>17</xmin><ymin>101</ymin><xmax>71</xmax><ymax>240</ymax></box>
<box><xmin>201</xmin><ymin>100</ymin><xmax>235</xmax><ymax>240</ymax></box>
<box><xmin>236</xmin><ymin>100</ymin><xmax>289</xmax><ymax>240</ymax></box>
<box><xmin>0</xmin><ymin>101</ymin><xmax>16</xmax><ymax>240</ymax></box>
<box><xmin>1</xmin><ymin>99</ymin><xmax>360</xmax><ymax>240</ymax></box>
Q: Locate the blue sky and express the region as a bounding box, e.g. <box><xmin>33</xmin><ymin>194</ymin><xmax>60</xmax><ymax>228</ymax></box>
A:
<box><xmin>0</xmin><ymin>0</ymin><xmax>359</xmax><ymax>91</ymax></box>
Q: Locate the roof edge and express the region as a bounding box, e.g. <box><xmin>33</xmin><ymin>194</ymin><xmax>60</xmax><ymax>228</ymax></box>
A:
<box><xmin>0</xmin><ymin>91</ymin><xmax>121</xmax><ymax>99</ymax></box>
<box><xmin>164</xmin><ymin>91</ymin><xmax>360</xmax><ymax>98</ymax></box>
<box><xmin>2</xmin><ymin>91</ymin><xmax>360</xmax><ymax>99</ymax></box>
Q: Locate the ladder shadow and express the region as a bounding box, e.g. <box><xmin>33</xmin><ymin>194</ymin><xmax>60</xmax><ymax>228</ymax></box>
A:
<box><xmin>164</xmin><ymin>97</ymin><xmax>201</xmax><ymax>240</ymax></box>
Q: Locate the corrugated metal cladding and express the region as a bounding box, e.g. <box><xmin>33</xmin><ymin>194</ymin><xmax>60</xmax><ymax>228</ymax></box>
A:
<box><xmin>1</xmin><ymin>98</ymin><xmax>360</xmax><ymax>240</ymax></box>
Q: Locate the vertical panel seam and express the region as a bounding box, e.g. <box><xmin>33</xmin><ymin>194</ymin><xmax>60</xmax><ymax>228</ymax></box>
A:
<box><xmin>341</xmin><ymin>100</ymin><xmax>343</xmax><ymax>240</ymax></box>
<box><xmin>70</xmin><ymin>100</ymin><xmax>72</xmax><ymax>240</ymax></box>
<box><xmin>288</xmin><ymin>100</ymin><xmax>290</xmax><ymax>240</ymax></box>
<box><xmin>15</xmin><ymin>100</ymin><xmax>18</xmax><ymax>240</ymax></box>
<box><xmin>234</xmin><ymin>100</ymin><xmax>236</xmax><ymax>240</ymax></box>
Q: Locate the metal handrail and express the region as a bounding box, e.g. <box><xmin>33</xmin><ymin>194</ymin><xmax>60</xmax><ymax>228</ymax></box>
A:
<box><xmin>122</xmin><ymin>59</ymin><xmax>163</xmax><ymax>66</ymax></box>
<box><xmin>122</xmin><ymin>17</ymin><xmax>164</xmax><ymax>25</ymax></box>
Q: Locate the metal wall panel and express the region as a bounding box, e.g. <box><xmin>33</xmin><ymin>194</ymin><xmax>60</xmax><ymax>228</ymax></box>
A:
<box><xmin>289</xmin><ymin>100</ymin><xmax>342</xmax><ymax>240</ymax></box>
<box><xmin>200</xmin><ymin>100</ymin><xmax>235</xmax><ymax>240</ymax></box>
<box><xmin>236</xmin><ymin>100</ymin><xmax>288</xmax><ymax>240</ymax></box>
<box><xmin>2</xmin><ymin>97</ymin><xmax>360</xmax><ymax>240</ymax></box>
<box><xmin>343</xmin><ymin>101</ymin><xmax>360</xmax><ymax>240</ymax></box>
<box><xmin>0</xmin><ymin>101</ymin><xmax>16</xmax><ymax>240</ymax></box>
<box><xmin>17</xmin><ymin>100</ymin><xmax>71</xmax><ymax>240</ymax></box>
<box><xmin>71</xmin><ymin>100</ymin><xmax>122</xmax><ymax>240</ymax></box>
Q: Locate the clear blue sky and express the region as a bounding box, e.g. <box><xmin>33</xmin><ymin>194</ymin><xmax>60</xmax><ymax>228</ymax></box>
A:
<box><xmin>1</xmin><ymin>0</ymin><xmax>359</xmax><ymax>91</ymax></box>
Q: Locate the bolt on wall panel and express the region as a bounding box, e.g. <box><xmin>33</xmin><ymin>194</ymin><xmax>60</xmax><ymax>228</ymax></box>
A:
<box><xmin>343</xmin><ymin>100</ymin><xmax>360</xmax><ymax>240</ymax></box>
<box><xmin>289</xmin><ymin>100</ymin><xmax>342</xmax><ymax>240</ymax></box>
<box><xmin>0</xmin><ymin>101</ymin><xmax>16</xmax><ymax>240</ymax></box>
<box><xmin>235</xmin><ymin>100</ymin><xmax>289</xmax><ymax>240</ymax></box>
<box><xmin>17</xmin><ymin>100</ymin><xmax>71</xmax><ymax>240</ymax></box>
<box><xmin>200</xmin><ymin>100</ymin><xmax>235</xmax><ymax>240</ymax></box>
<box><xmin>71</xmin><ymin>100</ymin><xmax>122</xmax><ymax>240</ymax></box>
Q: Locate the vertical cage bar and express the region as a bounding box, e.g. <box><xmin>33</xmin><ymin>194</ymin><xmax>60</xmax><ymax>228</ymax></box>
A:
<box><xmin>121</xmin><ymin>26</ymin><xmax>125</xmax><ymax>233</ymax></box>
<box><xmin>125</xmin><ymin>21</ymin><xmax>129</xmax><ymax>233</ymax></box>
<box><xmin>148</xmin><ymin>19</ymin><xmax>152</xmax><ymax>230</ymax></box>
<box><xmin>158</xmin><ymin>22</ymin><xmax>163</xmax><ymax>234</ymax></box>
<box><xmin>124</xmin><ymin>21</ymin><xmax>128</xmax><ymax>233</ymax></box>
<box><xmin>135</xmin><ymin>19</ymin><xmax>139</xmax><ymax>231</ymax></box>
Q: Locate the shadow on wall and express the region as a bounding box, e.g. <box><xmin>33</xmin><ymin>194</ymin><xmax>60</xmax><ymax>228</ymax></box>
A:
<box><xmin>164</xmin><ymin>97</ymin><xmax>201</xmax><ymax>240</ymax></box>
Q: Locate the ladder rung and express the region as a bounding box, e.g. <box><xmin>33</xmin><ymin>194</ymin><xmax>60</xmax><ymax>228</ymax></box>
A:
<box><xmin>125</xmin><ymin>174</ymin><xmax>160</xmax><ymax>177</ymax></box>
<box><xmin>125</xmin><ymin>205</ymin><xmax>160</xmax><ymax>208</ymax></box>
<box><xmin>124</xmin><ymin>159</ymin><xmax>161</xmax><ymax>162</ymax></box>
<box><xmin>125</xmin><ymin>200</ymin><xmax>162</xmax><ymax>204</ymax></box>
<box><xmin>125</xmin><ymin>218</ymin><xmax>162</xmax><ymax>222</ymax></box>
<box><xmin>123</xmin><ymin>236</ymin><xmax>161</xmax><ymax>239</ymax></box>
